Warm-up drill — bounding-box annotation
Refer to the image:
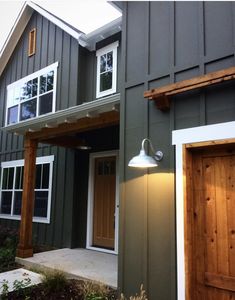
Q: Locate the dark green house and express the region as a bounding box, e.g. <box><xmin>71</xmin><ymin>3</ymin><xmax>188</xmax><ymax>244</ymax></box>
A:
<box><xmin>1</xmin><ymin>1</ymin><xmax>235</xmax><ymax>299</ymax></box>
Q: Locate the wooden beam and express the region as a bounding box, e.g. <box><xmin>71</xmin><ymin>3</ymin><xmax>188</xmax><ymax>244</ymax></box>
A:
<box><xmin>26</xmin><ymin>111</ymin><xmax>119</xmax><ymax>141</ymax></box>
<box><xmin>16</xmin><ymin>138</ymin><xmax>38</xmax><ymax>258</ymax></box>
<box><xmin>205</xmin><ymin>272</ymin><xmax>235</xmax><ymax>292</ymax></box>
<box><xmin>144</xmin><ymin>67</ymin><xmax>235</xmax><ymax>110</ymax></box>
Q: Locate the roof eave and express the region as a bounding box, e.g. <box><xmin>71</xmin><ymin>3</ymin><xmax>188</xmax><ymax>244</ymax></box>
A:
<box><xmin>79</xmin><ymin>16</ymin><xmax>122</xmax><ymax>51</ymax></box>
<box><xmin>0</xmin><ymin>1</ymin><xmax>82</xmax><ymax>77</ymax></box>
<box><xmin>0</xmin><ymin>3</ymin><xmax>33</xmax><ymax>77</ymax></box>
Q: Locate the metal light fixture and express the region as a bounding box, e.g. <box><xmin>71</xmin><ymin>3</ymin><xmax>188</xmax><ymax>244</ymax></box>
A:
<box><xmin>76</xmin><ymin>139</ymin><xmax>91</xmax><ymax>150</ymax></box>
<box><xmin>128</xmin><ymin>138</ymin><xmax>163</xmax><ymax>168</ymax></box>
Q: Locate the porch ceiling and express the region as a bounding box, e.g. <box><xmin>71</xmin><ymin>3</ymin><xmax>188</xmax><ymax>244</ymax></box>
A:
<box><xmin>2</xmin><ymin>94</ymin><xmax>120</xmax><ymax>145</ymax></box>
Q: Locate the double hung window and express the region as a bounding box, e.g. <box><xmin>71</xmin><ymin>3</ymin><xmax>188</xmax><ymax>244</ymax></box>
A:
<box><xmin>96</xmin><ymin>41</ymin><xmax>119</xmax><ymax>98</ymax></box>
<box><xmin>0</xmin><ymin>156</ymin><xmax>54</xmax><ymax>223</ymax></box>
<box><xmin>6</xmin><ymin>62</ymin><xmax>58</xmax><ymax>125</ymax></box>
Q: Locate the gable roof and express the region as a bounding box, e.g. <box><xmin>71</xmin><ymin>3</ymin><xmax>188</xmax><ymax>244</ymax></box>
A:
<box><xmin>0</xmin><ymin>1</ymin><xmax>122</xmax><ymax>77</ymax></box>
<box><xmin>0</xmin><ymin>1</ymin><xmax>85</xmax><ymax>77</ymax></box>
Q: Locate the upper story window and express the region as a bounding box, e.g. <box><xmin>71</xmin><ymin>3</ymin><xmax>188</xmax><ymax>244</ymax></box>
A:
<box><xmin>6</xmin><ymin>62</ymin><xmax>58</xmax><ymax>126</ymax></box>
<box><xmin>96</xmin><ymin>41</ymin><xmax>119</xmax><ymax>98</ymax></box>
<box><xmin>0</xmin><ymin>155</ymin><xmax>54</xmax><ymax>224</ymax></box>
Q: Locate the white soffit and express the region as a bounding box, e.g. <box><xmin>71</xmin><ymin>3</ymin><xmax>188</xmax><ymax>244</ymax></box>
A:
<box><xmin>79</xmin><ymin>17</ymin><xmax>122</xmax><ymax>51</ymax></box>
<box><xmin>2</xmin><ymin>93</ymin><xmax>120</xmax><ymax>135</ymax></box>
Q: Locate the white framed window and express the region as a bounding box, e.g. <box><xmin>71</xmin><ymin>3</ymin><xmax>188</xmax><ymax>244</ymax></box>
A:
<box><xmin>6</xmin><ymin>62</ymin><xmax>58</xmax><ymax>126</ymax></box>
<box><xmin>96</xmin><ymin>41</ymin><xmax>119</xmax><ymax>98</ymax></box>
<box><xmin>0</xmin><ymin>155</ymin><xmax>54</xmax><ymax>224</ymax></box>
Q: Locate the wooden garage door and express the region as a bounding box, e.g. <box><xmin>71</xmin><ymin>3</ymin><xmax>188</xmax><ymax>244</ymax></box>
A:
<box><xmin>191</xmin><ymin>147</ymin><xmax>235</xmax><ymax>299</ymax></box>
<box><xmin>92</xmin><ymin>156</ymin><xmax>116</xmax><ymax>250</ymax></box>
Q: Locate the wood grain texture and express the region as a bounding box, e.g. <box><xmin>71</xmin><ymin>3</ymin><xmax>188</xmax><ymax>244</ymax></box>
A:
<box><xmin>26</xmin><ymin>111</ymin><xmax>119</xmax><ymax>141</ymax></box>
<box><xmin>93</xmin><ymin>156</ymin><xmax>116</xmax><ymax>249</ymax></box>
<box><xmin>205</xmin><ymin>272</ymin><xmax>235</xmax><ymax>292</ymax></box>
<box><xmin>186</xmin><ymin>146</ymin><xmax>235</xmax><ymax>299</ymax></box>
<box><xmin>144</xmin><ymin>66</ymin><xmax>235</xmax><ymax>99</ymax></box>
<box><xmin>16</xmin><ymin>138</ymin><xmax>38</xmax><ymax>258</ymax></box>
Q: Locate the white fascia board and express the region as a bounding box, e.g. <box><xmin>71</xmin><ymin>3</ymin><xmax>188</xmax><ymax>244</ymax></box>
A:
<box><xmin>27</xmin><ymin>2</ymin><xmax>82</xmax><ymax>40</ymax></box>
<box><xmin>0</xmin><ymin>1</ymin><xmax>82</xmax><ymax>77</ymax></box>
<box><xmin>0</xmin><ymin>4</ymin><xmax>33</xmax><ymax>77</ymax></box>
<box><xmin>79</xmin><ymin>17</ymin><xmax>122</xmax><ymax>51</ymax></box>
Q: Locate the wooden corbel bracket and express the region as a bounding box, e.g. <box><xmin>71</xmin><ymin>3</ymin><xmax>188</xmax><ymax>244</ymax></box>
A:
<box><xmin>152</xmin><ymin>95</ymin><xmax>170</xmax><ymax>111</ymax></box>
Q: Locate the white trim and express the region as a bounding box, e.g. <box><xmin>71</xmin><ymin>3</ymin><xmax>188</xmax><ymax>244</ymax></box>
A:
<box><xmin>7</xmin><ymin>62</ymin><xmax>58</xmax><ymax>90</ymax></box>
<box><xmin>79</xmin><ymin>17</ymin><xmax>122</xmax><ymax>51</ymax></box>
<box><xmin>3</xmin><ymin>93</ymin><xmax>120</xmax><ymax>133</ymax></box>
<box><xmin>27</xmin><ymin>2</ymin><xmax>81</xmax><ymax>41</ymax></box>
<box><xmin>172</xmin><ymin>120</ymin><xmax>235</xmax><ymax>300</ymax></box>
<box><xmin>96</xmin><ymin>41</ymin><xmax>119</xmax><ymax>99</ymax></box>
<box><xmin>0</xmin><ymin>1</ymin><xmax>82</xmax><ymax>77</ymax></box>
<box><xmin>6</xmin><ymin>62</ymin><xmax>58</xmax><ymax>126</ymax></box>
<box><xmin>96</xmin><ymin>41</ymin><xmax>119</xmax><ymax>57</ymax></box>
<box><xmin>0</xmin><ymin>155</ymin><xmax>54</xmax><ymax>224</ymax></box>
<box><xmin>86</xmin><ymin>150</ymin><xmax>119</xmax><ymax>255</ymax></box>
<box><xmin>1</xmin><ymin>155</ymin><xmax>54</xmax><ymax>168</ymax></box>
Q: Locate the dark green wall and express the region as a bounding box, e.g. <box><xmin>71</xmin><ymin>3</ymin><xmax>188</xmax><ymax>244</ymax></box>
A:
<box><xmin>72</xmin><ymin>125</ymin><xmax>119</xmax><ymax>248</ymax></box>
<box><xmin>0</xmin><ymin>11</ymin><xmax>80</xmax><ymax>248</ymax></box>
<box><xmin>0</xmin><ymin>10</ymin><xmax>120</xmax><ymax>249</ymax></box>
<box><xmin>120</xmin><ymin>1</ymin><xmax>235</xmax><ymax>299</ymax></box>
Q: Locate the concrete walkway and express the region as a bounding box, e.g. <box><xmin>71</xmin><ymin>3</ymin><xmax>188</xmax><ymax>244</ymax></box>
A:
<box><xmin>16</xmin><ymin>248</ymin><xmax>117</xmax><ymax>288</ymax></box>
<box><xmin>0</xmin><ymin>268</ymin><xmax>42</xmax><ymax>294</ymax></box>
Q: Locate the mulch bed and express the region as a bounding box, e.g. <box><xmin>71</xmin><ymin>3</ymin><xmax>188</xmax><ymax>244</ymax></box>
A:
<box><xmin>5</xmin><ymin>279</ymin><xmax>117</xmax><ymax>300</ymax></box>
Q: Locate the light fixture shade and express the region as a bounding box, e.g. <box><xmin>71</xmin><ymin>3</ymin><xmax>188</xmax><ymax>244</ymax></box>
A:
<box><xmin>128</xmin><ymin>149</ymin><xmax>158</xmax><ymax>168</ymax></box>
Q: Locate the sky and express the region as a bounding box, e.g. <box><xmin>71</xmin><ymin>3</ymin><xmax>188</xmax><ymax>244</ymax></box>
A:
<box><xmin>0</xmin><ymin>0</ymin><xmax>122</xmax><ymax>51</ymax></box>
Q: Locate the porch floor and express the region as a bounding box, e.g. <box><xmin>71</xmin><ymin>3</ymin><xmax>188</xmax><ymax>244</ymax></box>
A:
<box><xmin>15</xmin><ymin>248</ymin><xmax>117</xmax><ymax>288</ymax></box>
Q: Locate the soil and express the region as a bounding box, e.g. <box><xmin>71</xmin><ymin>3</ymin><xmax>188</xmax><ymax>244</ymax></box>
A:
<box><xmin>5</xmin><ymin>279</ymin><xmax>117</xmax><ymax>300</ymax></box>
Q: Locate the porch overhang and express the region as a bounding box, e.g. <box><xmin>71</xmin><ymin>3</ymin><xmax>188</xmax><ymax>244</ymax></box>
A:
<box><xmin>2</xmin><ymin>93</ymin><xmax>120</xmax><ymax>138</ymax></box>
<box><xmin>13</xmin><ymin>93</ymin><xmax>120</xmax><ymax>258</ymax></box>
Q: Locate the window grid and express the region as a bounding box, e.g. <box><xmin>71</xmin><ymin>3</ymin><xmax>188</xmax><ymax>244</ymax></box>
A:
<box><xmin>0</xmin><ymin>156</ymin><xmax>54</xmax><ymax>224</ymax></box>
<box><xmin>96</xmin><ymin>41</ymin><xmax>119</xmax><ymax>99</ymax></box>
<box><xmin>6</xmin><ymin>62</ymin><xmax>58</xmax><ymax>126</ymax></box>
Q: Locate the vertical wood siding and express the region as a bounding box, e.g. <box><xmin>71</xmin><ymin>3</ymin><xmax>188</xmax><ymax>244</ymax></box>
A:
<box><xmin>120</xmin><ymin>1</ymin><xmax>235</xmax><ymax>299</ymax></box>
<box><xmin>0</xmin><ymin>12</ymin><xmax>79</xmax><ymax>248</ymax></box>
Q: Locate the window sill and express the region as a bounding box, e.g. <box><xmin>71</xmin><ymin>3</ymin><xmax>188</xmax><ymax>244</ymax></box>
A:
<box><xmin>0</xmin><ymin>214</ymin><xmax>50</xmax><ymax>224</ymax></box>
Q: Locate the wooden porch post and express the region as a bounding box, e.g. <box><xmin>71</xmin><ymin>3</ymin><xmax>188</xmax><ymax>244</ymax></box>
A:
<box><xmin>16</xmin><ymin>137</ymin><xmax>38</xmax><ymax>258</ymax></box>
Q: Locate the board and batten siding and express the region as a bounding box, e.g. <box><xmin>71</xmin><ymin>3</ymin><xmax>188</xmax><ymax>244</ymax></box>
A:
<box><xmin>0</xmin><ymin>11</ymin><xmax>80</xmax><ymax>248</ymax></box>
<box><xmin>120</xmin><ymin>1</ymin><xmax>235</xmax><ymax>299</ymax></box>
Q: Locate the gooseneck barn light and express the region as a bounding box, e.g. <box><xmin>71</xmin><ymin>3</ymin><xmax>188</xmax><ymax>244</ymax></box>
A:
<box><xmin>128</xmin><ymin>138</ymin><xmax>163</xmax><ymax>168</ymax></box>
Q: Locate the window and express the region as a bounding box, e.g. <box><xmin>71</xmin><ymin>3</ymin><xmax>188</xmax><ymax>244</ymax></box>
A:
<box><xmin>96</xmin><ymin>41</ymin><xmax>119</xmax><ymax>98</ymax></box>
<box><xmin>6</xmin><ymin>62</ymin><xmax>58</xmax><ymax>126</ymax></box>
<box><xmin>28</xmin><ymin>28</ymin><xmax>36</xmax><ymax>56</ymax></box>
<box><xmin>0</xmin><ymin>156</ymin><xmax>54</xmax><ymax>223</ymax></box>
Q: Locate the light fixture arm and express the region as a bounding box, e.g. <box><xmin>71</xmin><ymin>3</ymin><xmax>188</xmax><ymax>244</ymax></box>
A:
<box><xmin>141</xmin><ymin>138</ymin><xmax>163</xmax><ymax>162</ymax></box>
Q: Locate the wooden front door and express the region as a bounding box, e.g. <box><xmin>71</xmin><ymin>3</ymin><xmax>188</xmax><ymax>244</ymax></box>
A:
<box><xmin>92</xmin><ymin>156</ymin><xmax>116</xmax><ymax>250</ymax></box>
<box><xmin>189</xmin><ymin>146</ymin><xmax>235</xmax><ymax>299</ymax></box>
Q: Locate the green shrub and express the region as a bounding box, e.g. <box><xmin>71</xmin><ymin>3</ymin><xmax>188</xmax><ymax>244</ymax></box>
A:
<box><xmin>0</xmin><ymin>246</ymin><xmax>16</xmax><ymax>272</ymax></box>
<box><xmin>0</xmin><ymin>226</ymin><xmax>18</xmax><ymax>272</ymax></box>
<box><xmin>0</xmin><ymin>277</ymin><xmax>32</xmax><ymax>299</ymax></box>
<box><xmin>41</xmin><ymin>269</ymin><xmax>68</xmax><ymax>293</ymax></box>
<box><xmin>0</xmin><ymin>225</ymin><xmax>18</xmax><ymax>247</ymax></box>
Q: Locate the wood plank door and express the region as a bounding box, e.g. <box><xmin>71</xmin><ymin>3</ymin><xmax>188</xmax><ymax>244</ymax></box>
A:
<box><xmin>191</xmin><ymin>146</ymin><xmax>235</xmax><ymax>299</ymax></box>
<box><xmin>92</xmin><ymin>156</ymin><xmax>116</xmax><ymax>250</ymax></box>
